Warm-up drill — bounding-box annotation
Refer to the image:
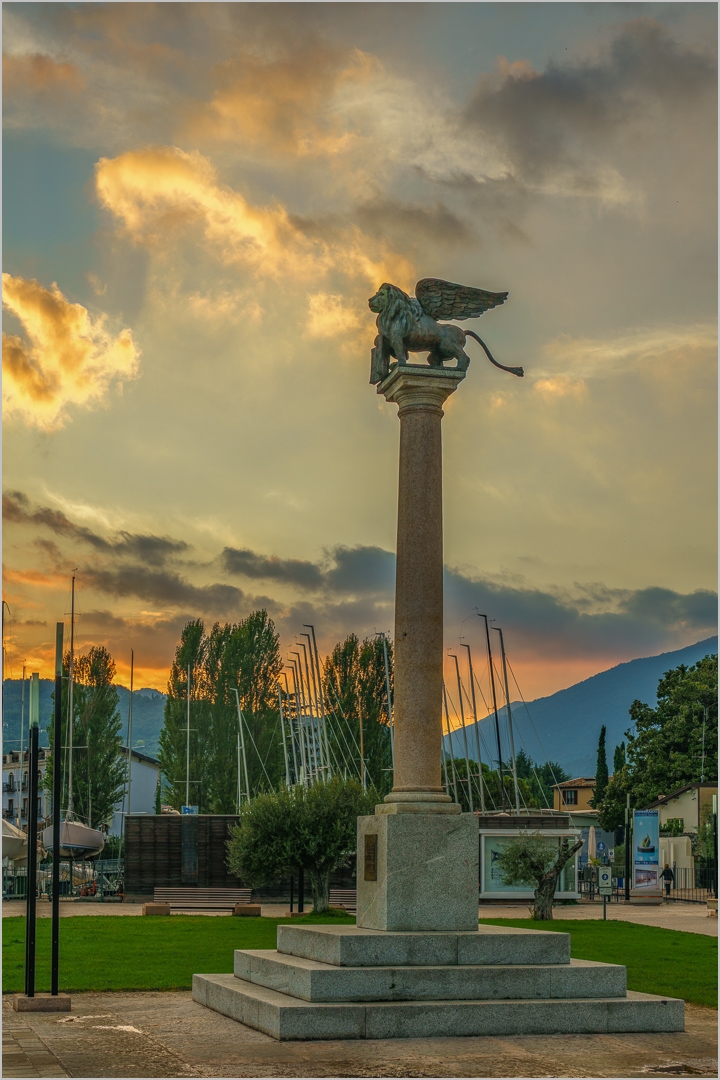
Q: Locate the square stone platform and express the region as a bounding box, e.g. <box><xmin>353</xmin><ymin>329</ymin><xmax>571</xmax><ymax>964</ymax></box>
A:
<box><xmin>193</xmin><ymin>923</ymin><xmax>684</xmax><ymax>1040</ymax></box>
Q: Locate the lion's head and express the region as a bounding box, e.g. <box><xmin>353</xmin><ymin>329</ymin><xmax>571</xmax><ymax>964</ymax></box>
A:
<box><xmin>368</xmin><ymin>283</ymin><xmax>417</xmax><ymax>341</ymax></box>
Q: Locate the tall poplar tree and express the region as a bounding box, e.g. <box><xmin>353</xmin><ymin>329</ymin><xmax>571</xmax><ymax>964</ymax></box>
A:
<box><xmin>158</xmin><ymin>611</ymin><xmax>283</xmax><ymax>812</ymax></box>
<box><xmin>323</xmin><ymin>633</ymin><xmax>393</xmax><ymax>794</ymax></box>
<box><xmin>44</xmin><ymin>646</ymin><xmax>126</xmax><ymax>828</ymax></box>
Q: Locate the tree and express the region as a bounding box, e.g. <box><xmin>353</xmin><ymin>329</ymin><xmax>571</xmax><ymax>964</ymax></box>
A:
<box><xmin>515</xmin><ymin>749</ymin><xmax>570</xmax><ymax>807</ymax></box>
<box><xmin>597</xmin><ymin>655</ymin><xmax>718</xmax><ymax>831</ymax></box>
<box><xmin>227</xmin><ymin>777</ymin><xmax>376</xmax><ymax>912</ymax></box>
<box><xmin>158</xmin><ymin>612</ymin><xmax>283</xmax><ymax>812</ymax></box>
<box><xmin>44</xmin><ymin>646</ymin><xmax>126</xmax><ymax>829</ymax></box>
<box><xmin>590</xmin><ymin>725</ymin><xmax>609</xmax><ymax>807</ymax></box>
<box><xmin>445</xmin><ymin>756</ymin><xmax>535</xmax><ymax>812</ymax></box>
<box><xmin>613</xmin><ymin>741</ymin><xmax>626</xmax><ymax>773</ymax></box>
<box><xmin>496</xmin><ymin>832</ymin><xmax>584</xmax><ymax>920</ymax></box>
<box><xmin>323</xmin><ymin>634</ymin><xmax>393</xmax><ymax>795</ymax></box>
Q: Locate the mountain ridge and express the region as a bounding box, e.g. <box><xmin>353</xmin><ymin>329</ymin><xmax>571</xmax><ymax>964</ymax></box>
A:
<box><xmin>445</xmin><ymin>636</ymin><xmax>718</xmax><ymax>777</ymax></box>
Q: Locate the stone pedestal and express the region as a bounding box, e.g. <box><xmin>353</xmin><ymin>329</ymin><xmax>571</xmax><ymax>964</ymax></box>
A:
<box><xmin>192</xmin><ymin>923</ymin><xmax>684</xmax><ymax>1040</ymax></box>
<box><xmin>357</xmin><ymin>812</ymin><xmax>478</xmax><ymax>931</ymax></box>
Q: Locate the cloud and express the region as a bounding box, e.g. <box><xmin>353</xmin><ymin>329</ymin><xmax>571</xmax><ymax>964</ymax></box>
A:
<box><xmin>463</xmin><ymin>19</ymin><xmax>716</xmax><ymax>199</ymax></box>
<box><xmin>94</xmin><ymin>146</ymin><xmax>412</xmax><ymax>287</ymax></box>
<box><xmin>3</xmin><ymin>491</ymin><xmax>187</xmax><ymax>566</ymax></box>
<box><xmin>2</xmin><ymin>52</ymin><xmax>85</xmax><ymax>97</ymax></box>
<box><xmin>83</xmin><ymin>565</ymin><xmax>249</xmax><ymax>614</ymax></box>
<box><xmin>221</xmin><ymin>547</ymin><xmax>324</xmax><ymax>590</ymax></box>
<box><xmin>2</xmin><ymin>274</ymin><xmax>140</xmax><ymax>430</ymax></box>
<box><xmin>537</xmin><ymin>323</ymin><xmax>718</xmax><ymax>381</ymax></box>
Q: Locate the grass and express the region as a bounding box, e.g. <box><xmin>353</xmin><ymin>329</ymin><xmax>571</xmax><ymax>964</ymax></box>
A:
<box><xmin>1</xmin><ymin>908</ymin><xmax>354</xmax><ymax>995</ymax></box>
<box><xmin>479</xmin><ymin>917</ymin><xmax>717</xmax><ymax>1008</ymax></box>
<box><xmin>3</xmin><ymin>910</ymin><xmax>716</xmax><ymax>1007</ymax></box>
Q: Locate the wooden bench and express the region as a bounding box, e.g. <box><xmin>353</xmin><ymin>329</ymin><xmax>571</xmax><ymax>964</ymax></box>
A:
<box><xmin>153</xmin><ymin>888</ymin><xmax>252</xmax><ymax>910</ymax></box>
<box><xmin>329</xmin><ymin>888</ymin><xmax>357</xmax><ymax>913</ymax></box>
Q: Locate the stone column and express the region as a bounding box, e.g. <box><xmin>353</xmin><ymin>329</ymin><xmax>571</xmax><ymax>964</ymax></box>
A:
<box><xmin>382</xmin><ymin>367</ymin><xmax>465</xmax><ymax>810</ymax></box>
<box><xmin>356</xmin><ymin>364</ymin><xmax>479</xmax><ymax>932</ymax></box>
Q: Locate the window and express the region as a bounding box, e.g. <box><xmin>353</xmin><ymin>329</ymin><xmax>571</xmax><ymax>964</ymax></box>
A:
<box><xmin>7</xmin><ymin>799</ymin><xmax>14</xmax><ymax>816</ymax></box>
<box><xmin>37</xmin><ymin>797</ymin><xmax>42</xmax><ymax>817</ymax></box>
<box><xmin>563</xmin><ymin>789</ymin><xmax>578</xmax><ymax>806</ymax></box>
<box><xmin>22</xmin><ymin>799</ymin><xmax>28</xmax><ymax>817</ymax></box>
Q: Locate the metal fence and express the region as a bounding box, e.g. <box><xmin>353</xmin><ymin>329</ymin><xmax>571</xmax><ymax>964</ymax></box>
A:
<box><xmin>666</xmin><ymin>865</ymin><xmax>717</xmax><ymax>903</ymax></box>
<box><xmin>3</xmin><ymin>859</ymin><xmax>124</xmax><ymax>901</ymax></box>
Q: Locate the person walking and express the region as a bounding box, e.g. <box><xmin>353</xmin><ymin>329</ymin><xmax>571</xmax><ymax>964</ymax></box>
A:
<box><xmin>661</xmin><ymin>863</ymin><xmax>674</xmax><ymax>901</ymax></box>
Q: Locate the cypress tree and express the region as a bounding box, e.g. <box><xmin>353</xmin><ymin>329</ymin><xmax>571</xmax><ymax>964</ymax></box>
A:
<box><xmin>591</xmin><ymin>724</ymin><xmax>609</xmax><ymax>807</ymax></box>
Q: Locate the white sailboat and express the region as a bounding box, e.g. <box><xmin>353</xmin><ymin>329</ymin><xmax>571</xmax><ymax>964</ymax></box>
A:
<box><xmin>41</xmin><ymin>573</ymin><xmax>105</xmax><ymax>860</ymax></box>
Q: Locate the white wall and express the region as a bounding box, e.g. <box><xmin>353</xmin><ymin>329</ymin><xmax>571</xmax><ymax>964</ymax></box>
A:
<box><xmin>109</xmin><ymin>753</ymin><xmax>159</xmax><ymax>836</ymax></box>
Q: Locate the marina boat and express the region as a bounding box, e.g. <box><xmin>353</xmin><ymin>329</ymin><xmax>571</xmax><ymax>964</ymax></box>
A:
<box><xmin>2</xmin><ymin>819</ymin><xmax>28</xmax><ymax>862</ymax></box>
<box><xmin>41</xmin><ymin>819</ymin><xmax>105</xmax><ymax>858</ymax></box>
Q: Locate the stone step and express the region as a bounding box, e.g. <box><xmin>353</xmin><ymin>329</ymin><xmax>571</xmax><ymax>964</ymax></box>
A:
<box><xmin>235</xmin><ymin>950</ymin><xmax>626</xmax><ymax>1002</ymax></box>
<box><xmin>276</xmin><ymin>923</ymin><xmax>571</xmax><ymax>968</ymax></box>
<box><xmin>193</xmin><ymin>973</ymin><xmax>684</xmax><ymax>1041</ymax></box>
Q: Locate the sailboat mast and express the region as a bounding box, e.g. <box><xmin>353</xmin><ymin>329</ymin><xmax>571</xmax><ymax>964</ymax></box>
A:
<box><xmin>278</xmin><ymin>687</ymin><xmax>291</xmax><ymax>788</ymax></box>
<box><xmin>127</xmin><ymin>650</ymin><xmax>134</xmax><ymax>817</ymax></box>
<box><xmin>449</xmin><ymin>654</ymin><xmax>474</xmax><ymax>812</ymax></box>
<box><xmin>460</xmin><ymin>643</ymin><xmax>485</xmax><ymax>812</ymax></box>
<box><xmin>186</xmin><ymin>662</ymin><xmax>191</xmax><ymax>808</ymax></box>
<box><xmin>479</xmin><ymin>614</ymin><xmax>508</xmax><ymax>809</ymax></box>
<box><xmin>18</xmin><ymin>665</ymin><xmax>26</xmax><ymax>829</ymax></box>
<box><xmin>379</xmin><ymin>632</ymin><xmax>394</xmax><ymax>773</ymax></box>
<box><xmin>442</xmin><ymin>681</ymin><xmax>459</xmax><ymax>805</ymax></box>
<box><xmin>67</xmin><ymin>573</ymin><xmax>75</xmax><ymax>818</ymax></box>
<box><xmin>495</xmin><ymin>627</ymin><xmax>520</xmax><ymax>812</ymax></box>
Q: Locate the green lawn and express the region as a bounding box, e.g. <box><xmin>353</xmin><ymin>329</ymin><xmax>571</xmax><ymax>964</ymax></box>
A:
<box><xmin>1</xmin><ymin>909</ymin><xmax>354</xmax><ymax>995</ymax></box>
<box><xmin>3</xmin><ymin>911</ymin><xmax>716</xmax><ymax>1008</ymax></box>
<box><xmin>479</xmin><ymin>918</ymin><xmax>717</xmax><ymax>1008</ymax></box>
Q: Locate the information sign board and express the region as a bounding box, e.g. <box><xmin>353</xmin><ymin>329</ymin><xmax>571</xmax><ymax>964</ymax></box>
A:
<box><xmin>633</xmin><ymin>809</ymin><xmax>659</xmax><ymax>891</ymax></box>
<box><xmin>597</xmin><ymin>865</ymin><xmax>613</xmax><ymax>895</ymax></box>
<box><xmin>181</xmin><ymin>805</ymin><xmax>199</xmax><ymax>815</ymax></box>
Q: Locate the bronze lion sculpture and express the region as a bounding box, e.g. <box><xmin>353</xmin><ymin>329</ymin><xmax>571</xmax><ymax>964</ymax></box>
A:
<box><xmin>368</xmin><ymin>278</ymin><xmax>523</xmax><ymax>385</ymax></box>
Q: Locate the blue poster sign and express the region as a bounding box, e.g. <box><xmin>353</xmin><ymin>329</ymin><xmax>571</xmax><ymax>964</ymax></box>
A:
<box><xmin>633</xmin><ymin>809</ymin><xmax>659</xmax><ymax>891</ymax></box>
<box><xmin>181</xmin><ymin>805</ymin><xmax>199</xmax><ymax>815</ymax></box>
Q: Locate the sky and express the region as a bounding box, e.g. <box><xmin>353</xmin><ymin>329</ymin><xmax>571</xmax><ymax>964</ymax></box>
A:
<box><xmin>2</xmin><ymin>2</ymin><xmax>717</xmax><ymax>714</ymax></box>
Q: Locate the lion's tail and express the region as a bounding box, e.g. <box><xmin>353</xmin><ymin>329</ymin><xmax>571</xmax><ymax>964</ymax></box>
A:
<box><xmin>464</xmin><ymin>330</ymin><xmax>524</xmax><ymax>377</ymax></box>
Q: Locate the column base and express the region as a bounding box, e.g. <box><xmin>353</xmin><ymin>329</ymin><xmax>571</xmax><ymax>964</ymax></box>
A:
<box><xmin>357</xmin><ymin>812</ymin><xmax>479</xmax><ymax>931</ymax></box>
<box><xmin>379</xmin><ymin>791</ymin><xmax>461</xmax><ymax>815</ymax></box>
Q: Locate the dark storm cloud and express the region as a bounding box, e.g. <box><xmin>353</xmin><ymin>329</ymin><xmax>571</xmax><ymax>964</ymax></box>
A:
<box><xmin>354</xmin><ymin>200</ymin><xmax>472</xmax><ymax>249</ymax></box>
<box><xmin>82</xmin><ymin>565</ymin><xmax>247</xmax><ymax>613</ymax></box>
<box><xmin>221</xmin><ymin>547</ymin><xmax>324</xmax><ymax>589</ymax></box>
<box><xmin>443</xmin><ymin>568</ymin><xmax>718</xmax><ymax>660</ymax></box>
<box><xmin>222</xmin><ymin>543</ymin><xmax>395</xmax><ymax>597</ymax></box>
<box><xmin>4</xmin><ymin>490</ymin><xmax>188</xmax><ymax>565</ymax></box>
<box><xmin>464</xmin><ymin>19</ymin><xmax>717</xmax><ymax>179</ymax></box>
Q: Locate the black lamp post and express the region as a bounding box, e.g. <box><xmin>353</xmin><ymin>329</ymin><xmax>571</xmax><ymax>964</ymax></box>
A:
<box><xmin>51</xmin><ymin>623</ymin><xmax>63</xmax><ymax>995</ymax></box>
<box><xmin>24</xmin><ymin>673</ymin><xmax>40</xmax><ymax>997</ymax></box>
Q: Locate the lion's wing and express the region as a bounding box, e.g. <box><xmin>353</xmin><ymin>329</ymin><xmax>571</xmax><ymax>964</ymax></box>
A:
<box><xmin>415</xmin><ymin>278</ymin><xmax>508</xmax><ymax>321</ymax></box>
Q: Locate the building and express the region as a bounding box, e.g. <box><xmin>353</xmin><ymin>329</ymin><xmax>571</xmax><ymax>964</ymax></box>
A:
<box><xmin>2</xmin><ymin>746</ymin><xmax>160</xmax><ymax>839</ymax></box>
<box><xmin>109</xmin><ymin>748</ymin><xmax>161</xmax><ymax>836</ymax></box>
<box><xmin>2</xmin><ymin>748</ymin><xmax>50</xmax><ymax>831</ymax></box>
<box><xmin>552</xmin><ymin>777</ymin><xmax>604</xmax><ymax>811</ymax></box>
<box><xmin>645</xmin><ymin>782</ymin><xmax>718</xmax><ymax>834</ymax></box>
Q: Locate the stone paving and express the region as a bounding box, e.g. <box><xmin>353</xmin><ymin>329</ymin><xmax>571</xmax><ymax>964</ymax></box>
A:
<box><xmin>2</xmin><ymin>992</ymin><xmax>717</xmax><ymax>1078</ymax></box>
<box><xmin>4</xmin><ymin>898</ymin><xmax>717</xmax><ymax>935</ymax></box>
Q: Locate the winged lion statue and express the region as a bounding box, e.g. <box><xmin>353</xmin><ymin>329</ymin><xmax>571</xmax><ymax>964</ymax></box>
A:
<box><xmin>368</xmin><ymin>277</ymin><xmax>523</xmax><ymax>385</ymax></box>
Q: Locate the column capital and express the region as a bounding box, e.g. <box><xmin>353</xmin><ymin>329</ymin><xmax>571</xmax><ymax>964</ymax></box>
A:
<box><xmin>377</xmin><ymin>365</ymin><xmax>466</xmax><ymax>411</ymax></box>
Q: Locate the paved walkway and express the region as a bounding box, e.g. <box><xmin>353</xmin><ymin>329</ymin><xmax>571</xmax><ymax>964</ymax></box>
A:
<box><xmin>2</xmin><ymin>992</ymin><xmax>717</xmax><ymax>1079</ymax></box>
<box><xmin>478</xmin><ymin>901</ymin><xmax>719</xmax><ymax>937</ymax></box>
<box><xmin>5</xmin><ymin>899</ymin><xmax>716</xmax><ymax>935</ymax></box>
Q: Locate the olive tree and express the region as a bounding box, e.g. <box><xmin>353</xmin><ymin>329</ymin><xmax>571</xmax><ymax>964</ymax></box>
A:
<box><xmin>496</xmin><ymin>832</ymin><xmax>583</xmax><ymax>920</ymax></box>
<box><xmin>227</xmin><ymin>777</ymin><xmax>375</xmax><ymax>912</ymax></box>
